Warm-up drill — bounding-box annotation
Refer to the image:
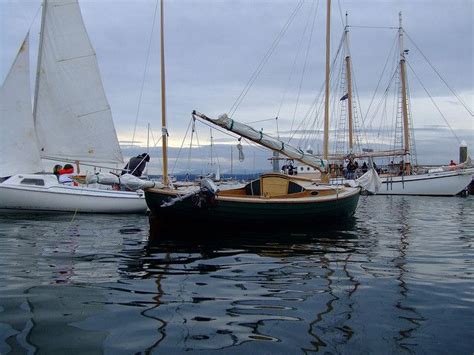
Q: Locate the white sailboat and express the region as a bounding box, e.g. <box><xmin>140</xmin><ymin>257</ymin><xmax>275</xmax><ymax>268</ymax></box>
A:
<box><xmin>374</xmin><ymin>13</ymin><xmax>473</xmax><ymax>196</ymax></box>
<box><xmin>0</xmin><ymin>0</ymin><xmax>148</xmax><ymax>213</ymax></box>
<box><xmin>296</xmin><ymin>12</ymin><xmax>473</xmax><ymax>196</ymax></box>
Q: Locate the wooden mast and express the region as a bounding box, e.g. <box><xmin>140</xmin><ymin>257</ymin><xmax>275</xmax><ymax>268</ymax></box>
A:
<box><xmin>323</xmin><ymin>0</ymin><xmax>331</xmax><ymax>161</ymax></box>
<box><xmin>160</xmin><ymin>0</ymin><xmax>169</xmax><ymax>186</ymax></box>
<box><xmin>399</xmin><ymin>12</ymin><xmax>410</xmax><ymax>155</ymax></box>
<box><xmin>344</xmin><ymin>12</ymin><xmax>354</xmax><ymax>152</ymax></box>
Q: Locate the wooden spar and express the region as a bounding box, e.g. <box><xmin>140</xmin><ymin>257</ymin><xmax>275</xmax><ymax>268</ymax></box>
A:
<box><xmin>192</xmin><ymin>111</ymin><xmax>327</xmax><ymax>172</ymax></box>
<box><xmin>399</xmin><ymin>12</ymin><xmax>410</xmax><ymax>154</ymax></box>
<box><xmin>230</xmin><ymin>146</ymin><xmax>233</xmax><ymax>175</ymax></box>
<box><xmin>323</xmin><ymin>0</ymin><xmax>331</xmax><ymax>160</ymax></box>
<box><xmin>160</xmin><ymin>0</ymin><xmax>169</xmax><ymax>185</ymax></box>
<box><xmin>147</xmin><ymin>123</ymin><xmax>150</xmax><ymax>153</ymax></box>
<box><xmin>328</xmin><ymin>148</ymin><xmax>406</xmax><ymax>160</ymax></box>
<box><xmin>344</xmin><ymin>13</ymin><xmax>354</xmax><ymax>151</ymax></box>
<box><xmin>33</xmin><ymin>0</ymin><xmax>47</xmax><ymax>122</ymax></box>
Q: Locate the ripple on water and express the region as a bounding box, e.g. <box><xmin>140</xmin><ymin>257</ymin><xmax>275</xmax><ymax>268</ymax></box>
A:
<box><xmin>0</xmin><ymin>197</ymin><xmax>473</xmax><ymax>354</ymax></box>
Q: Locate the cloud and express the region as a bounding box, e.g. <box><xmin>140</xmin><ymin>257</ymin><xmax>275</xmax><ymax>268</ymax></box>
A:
<box><xmin>1</xmin><ymin>0</ymin><xmax>472</xmax><ymax>171</ymax></box>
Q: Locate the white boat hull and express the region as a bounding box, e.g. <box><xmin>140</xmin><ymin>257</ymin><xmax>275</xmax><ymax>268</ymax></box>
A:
<box><xmin>0</xmin><ymin>174</ymin><xmax>147</xmax><ymax>214</ymax></box>
<box><xmin>378</xmin><ymin>169</ymin><xmax>473</xmax><ymax>196</ymax></box>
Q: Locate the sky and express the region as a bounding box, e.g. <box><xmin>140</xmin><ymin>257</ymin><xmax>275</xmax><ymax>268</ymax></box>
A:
<box><xmin>1</xmin><ymin>0</ymin><xmax>473</xmax><ymax>174</ymax></box>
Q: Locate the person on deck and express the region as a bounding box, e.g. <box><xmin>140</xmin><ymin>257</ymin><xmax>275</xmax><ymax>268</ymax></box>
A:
<box><xmin>53</xmin><ymin>164</ymin><xmax>63</xmax><ymax>179</ymax></box>
<box><xmin>361</xmin><ymin>162</ymin><xmax>368</xmax><ymax>174</ymax></box>
<box><xmin>58</xmin><ymin>164</ymin><xmax>75</xmax><ymax>185</ymax></box>
<box><xmin>449</xmin><ymin>160</ymin><xmax>456</xmax><ymax>166</ymax></box>
<box><xmin>122</xmin><ymin>153</ymin><xmax>150</xmax><ymax>177</ymax></box>
<box><xmin>346</xmin><ymin>159</ymin><xmax>356</xmax><ymax>179</ymax></box>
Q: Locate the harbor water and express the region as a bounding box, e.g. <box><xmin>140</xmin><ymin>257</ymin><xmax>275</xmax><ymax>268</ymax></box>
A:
<box><xmin>0</xmin><ymin>195</ymin><xmax>473</xmax><ymax>354</ymax></box>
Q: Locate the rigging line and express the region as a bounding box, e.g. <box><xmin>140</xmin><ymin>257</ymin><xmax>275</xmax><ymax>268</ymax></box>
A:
<box><xmin>364</xmin><ymin>32</ymin><xmax>399</xmax><ymax>126</ymax></box>
<box><xmin>290</xmin><ymin>0</ymin><xmax>319</xmax><ymax>133</ymax></box>
<box><xmin>372</xmin><ymin>68</ymin><xmax>397</xmax><ymax>137</ymax></box>
<box><xmin>171</xmin><ymin>116</ymin><xmax>193</xmax><ymax>174</ymax></box>
<box><xmin>276</xmin><ymin>0</ymin><xmax>318</xmax><ymax>121</ymax></box>
<box><xmin>242</xmin><ymin>138</ymin><xmax>271</xmax><ymax>153</ymax></box>
<box><xmin>336</xmin><ymin>0</ymin><xmax>345</xmax><ymax>31</ymax></box>
<box><xmin>244</xmin><ymin>118</ymin><xmax>277</xmax><ymax>124</ymax></box>
<box><xmin>229</xmin><ymin>0</ymin><xmax>304</xmax><ymax>117</ymax></box>
<box><xmin>186</xmin><ymin>121</ymin><xmax>195</xmax><ymax>174</ymax></box>
<box><xmin>131</xmin><ymin>0</ymin><xmax>159</xmax><ymax>146</ymax></box>
<box><xmin>404</xmin><ymin>31</ymin><xmax>473</xmax><ymax>117</ymax></box>
<box><xmin>406</xmin><ymin>59</ymin><xmax>462</xmax><ymax>144</ymax></box>
<box><xmin>194</xmin><ymin>117</ymin><xmax>240</xmax><ymax>141</ymax></box>
<box><xmin>350</xmin><ymin>52</ymin><xmax>371</xmax><ymax>147</ymax></box>
<box><xmin>150</xmin><ymin>128</ymin><xmax>161</xmax><ymax>147</ymax></box>
<box><xmin>228</xmin><ymin>0</ymin><xmax>305</xmax><ymax>117</ymax></box>
<box><xmin>27</xmin><ymin>5</ymin><xmax>42</xmax><ymax>34</ymax></box>
<box><xmin>348</xmin><ymin>25</ymin><xmax>398</xmax><ymax>30</ymax></box>
<box><xmin>292</xmin><ymin>34</ymin><xmax>345</xmax><ymax>145</ymax></box>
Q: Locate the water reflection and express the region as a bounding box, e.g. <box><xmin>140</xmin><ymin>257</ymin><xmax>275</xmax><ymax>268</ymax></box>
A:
<box><xmin>390</xmin><ymin>198</ymin><xmax>425</xmax><ymax>353</ymax></box>
<box><xmin>0</xmin><ymin>196</ymin><xmax>472</xmax><ymax>353</ymax></box>
<box><xmin>139</xmin><ymin>216</ymin><xmax>371</xmax><ymax>352</ymax></box>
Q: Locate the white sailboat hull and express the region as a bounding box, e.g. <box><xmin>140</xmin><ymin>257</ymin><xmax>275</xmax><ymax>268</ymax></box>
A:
<box><xmin>0</xmin><ymin>174</ymin><xmax>147</xmax><ymax>214</ymax></box>
<box><xmin>378</xmin><ymin>169</ymin><xmax>473</xmax><ymax>196</ymax></box>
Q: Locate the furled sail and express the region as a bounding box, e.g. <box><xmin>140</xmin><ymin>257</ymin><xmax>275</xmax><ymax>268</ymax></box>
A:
<box><xmin>0</xmin><ymin>34</ymin><xmax>43</xmax><ymax>177</ymax></box>
<box><xmin>193</xmin><ymin>111</ymin><xmax>328</xmax><ymax>172</ymax></box>
<box><xmin>34</xmin><ymin>0</ymin><xmax>123</xmax><ymax>164</ymax></box>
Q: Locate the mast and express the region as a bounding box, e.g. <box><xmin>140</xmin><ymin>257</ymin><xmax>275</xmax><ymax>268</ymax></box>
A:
<box><xmin>323</xmin><ymin>0</ymin><xmax>331</xmax><ymax>161</ymax></box>
<box><xmin>33</xmin><ymin>0</ymin><xmax>47</xmax><ymax>122</ymax></box>
<box><xmin>210</xmin><ymin>128</ymin><xmax>214</xmax><ymax>166</ymax></box>
<box><xmin>160</xmin><ymin>0</ymin><xmax>169</xmax><ymax>185</ymax></box>
<box><xmin>344</xmin><ymin>12</ymin><xmax>354</xmax><ymax>152</ymax></box>
<box><xmin>230</xmin><ymin>146</ymin><xmax>233</xmax><ymax>176</ymax></box>
<box><xmin>147</xmin><ymin>123</ymin><xmax>150</xmax><ymax>153</ymax></box>
<box><xmin>399</xmin><ymin>12</ymin><xmax>410</xmax><ymax>154</ymax></box>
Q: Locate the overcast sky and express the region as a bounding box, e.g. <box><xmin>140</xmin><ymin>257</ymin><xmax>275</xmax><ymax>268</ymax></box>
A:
<box><xmin>1</xmin><ymin>0</ymin><xmax>472</xmax><ymax>173</ymax></box>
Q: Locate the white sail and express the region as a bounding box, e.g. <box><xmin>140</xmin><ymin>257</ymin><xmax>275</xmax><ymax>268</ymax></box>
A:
<box><xmin>194</xmin><ymin>112</ymin><xmax>328</xmax><ymax>172</ymax></box>
<box><xmin>0</xmin><ymin>34</ymin><xmax>43</xmax><ymax>177</ymax></box>
<box><xmin>34</xmin><ymin>0</ymin><xmax>123</xmax><ymax>164</ymax></box>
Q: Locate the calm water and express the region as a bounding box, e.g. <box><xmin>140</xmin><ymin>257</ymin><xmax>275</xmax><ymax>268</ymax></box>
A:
<box><xmin>0</xmin><ymin>196</ymin><xmax>473</xmax><ymax>354</ymax></box>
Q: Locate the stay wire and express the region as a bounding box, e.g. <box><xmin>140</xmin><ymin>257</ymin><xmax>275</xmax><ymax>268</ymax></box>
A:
<box><xmin>228</xmin><ymin>0</ymin><xmax>305</xmax><ymax>118</ymax></box>
<box><xmin>290</xmin><ymin>0</ymin><xmax>319</xmax><ymax>133</ymax></box>
<box><xmin>276</xmin><ymin>0</ymin><xmax>318</xmax><ymax>123</ymax></box>
<box><xmin>406</xmin><ymin>59</ymin><xmax>462</xmax><ymax>144</ymax></box>
<box><xmin>404</xmin><ymin>30</ymin><xmax>473</xmax><ymax>117</ymax></box>
<box><xmin>131</xmin><ymin>0</ymin><xmax>160</xmax><ymax>146</ymax></box>
<box><xmin>171</xmin><ymin>116</ymin><xmax>193</xmax><ymax>174</ymax></box>
<box><xmin>364</xmin><ymin>32</ymin><xmax>399</xmax><ymax>128</ymax></box>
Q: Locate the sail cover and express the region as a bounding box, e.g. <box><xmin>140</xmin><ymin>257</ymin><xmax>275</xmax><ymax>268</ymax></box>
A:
<box><xmin>34</xmin><ymin>0</ymin><xmax>123</xmax><ymax>164</ymax></box>
<box><xmin>194</xmin><ymin>112</ymin><xmax>328</xmax><ymax>171</ymax></box>
<box><xmin>0</xmin><ymin>34</ymin><xmax>43</xmax><ymax>177</ymax></box>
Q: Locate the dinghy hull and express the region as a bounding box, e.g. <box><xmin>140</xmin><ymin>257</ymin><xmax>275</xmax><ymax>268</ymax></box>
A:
<box><xmin>145</xmin><ymin>176</ymin><xmax>360</xmax><ymax>225</ymax></box>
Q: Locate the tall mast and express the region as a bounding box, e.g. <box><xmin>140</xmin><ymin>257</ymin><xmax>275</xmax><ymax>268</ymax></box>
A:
<box><xmin>399</xmin><ymin>12</ymin><xmax>410</xmax><ymax>154</ymax></box>
<box><xmin>323</xmin><ymin>0</ymin><xmax>331</xmax><ymax>161</ymax></box>
<box><xmin>147</xmin><ymin>122</ymin><xmax>150</xmax><ymax>153</ymax></box>
<box><xmin>230</xmin><ymin>146</ymin><xmax>233</xmax><ymax>176</ymax></box>
<box><xmin>210</xmin><ymin>128</ymin><xmax>214</xmax><ymax>166</ymax></box>
<box><xmin>160</xmin><ymin>0</ymin><xmax>169</xmax><ymax>185</ymax></box>
<box><xmin>344</xmin><ymin>12</ymin><xmax>354</xmax><ymax>152</ymax></box>
<box><xmin>33</xmin><ymin>0</ymin><xmax>47</xmax><ymax>122</ymax></box>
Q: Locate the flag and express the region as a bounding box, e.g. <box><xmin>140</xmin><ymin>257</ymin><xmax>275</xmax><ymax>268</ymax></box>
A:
<box><xmin>340</xmin><ymin>93</ymin><xmax>349</xmax><ymax>101</ymax></box>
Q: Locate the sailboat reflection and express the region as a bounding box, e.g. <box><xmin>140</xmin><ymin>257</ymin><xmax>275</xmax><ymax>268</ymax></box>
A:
<box><xmin>143</xmin><ymin>214</ymin><xmax>373</xmax><ymax>351</ymax></box>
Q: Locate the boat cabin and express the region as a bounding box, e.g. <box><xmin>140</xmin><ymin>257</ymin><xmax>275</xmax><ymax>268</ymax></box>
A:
<box><xmin>218</xmin><ymin>174</ymin><xmax>327</xmax><ymax>199</ymax></box>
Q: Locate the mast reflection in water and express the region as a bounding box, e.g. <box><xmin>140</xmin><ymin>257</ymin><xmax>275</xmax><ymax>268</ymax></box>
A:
<box><xmin>0</xmin><ymin>196</ymin><xmax>472</xmax><ymax>354</ymax></box>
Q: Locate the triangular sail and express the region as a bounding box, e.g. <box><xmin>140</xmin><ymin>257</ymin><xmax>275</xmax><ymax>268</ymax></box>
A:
<box><xmin>193</xmin><ymin>112</ymin><xmax>328</xmax><ymax>172</ymax></box>
<box><xmin>34</xmin><ymin>0</ymin><xmax>123</xmax><ymax>164</ymax></box>
<box><xmin>0</xmin><ymin>34</ymin><xmax>43</xmax><ymax>177</ymax></box>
